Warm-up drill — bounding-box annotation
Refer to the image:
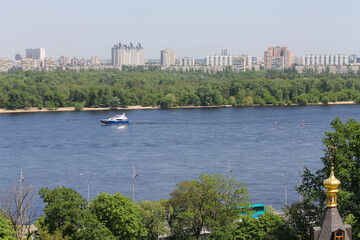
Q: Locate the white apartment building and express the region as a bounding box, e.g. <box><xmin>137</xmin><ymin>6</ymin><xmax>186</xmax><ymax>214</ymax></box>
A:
<box><xmin>206</xmin><ymin>55</ymin><xmax>233</xmax><ymax>66</ymax></box>
<box><xmin>25</xmin><ymin>48</ymin><xmax>46</xmax><ymax>60</ymax></box>
<box><xmin>111</xmin><ymin>43</ymin><xmax>144</xmax><ymax>66</ymax></box>
<box><xmin>245</xmin><ymin>54</ymin><xmax>252</xmax><ymax>66</ymax></box>
<box><xmin>301</xmin><ymin>54</ymin><xmax>349</xmax><ymax>66</ymax></box>
<box><xmin>179</xmin><ymin>57</ymin><xmax>195</xmax><ymax>66</ymax></box>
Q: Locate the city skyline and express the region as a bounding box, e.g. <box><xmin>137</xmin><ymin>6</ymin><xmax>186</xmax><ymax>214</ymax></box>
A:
<box><xmin>1</xmin><ymin>0</ymin><xmax>359</xmax><ymax>59</ymax></box>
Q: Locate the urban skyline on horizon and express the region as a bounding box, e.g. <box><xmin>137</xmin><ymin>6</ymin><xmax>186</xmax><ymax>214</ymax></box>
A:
<box><xmin>2</xmin><ymin>43</ymin><xmax>360</xmax><ymax>62</ymax></box>
<box><xmin>1</xmin><ymin>0</ymin><xmax>359</xmax><ymax>59</ymax></box>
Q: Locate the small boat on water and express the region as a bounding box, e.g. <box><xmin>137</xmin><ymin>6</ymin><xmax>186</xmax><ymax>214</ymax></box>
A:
<box><xmin>100</xmin><ymin>113</ymin><xmax>129</xmax><ymax>125</ymax></box>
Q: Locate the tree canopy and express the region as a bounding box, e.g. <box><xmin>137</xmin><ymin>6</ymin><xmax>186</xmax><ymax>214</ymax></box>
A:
<box><xmin>1</xmin><ymin>70</ymin><xmax>360</xmax><ymax>109</ymax></box>
<box><xmin>90</xmin><ymin>192</ymin><xmax>147</xmax><ymax>239</ymax></box>
<box><xmin>168</xmin><ymin>173</ymin><xmax>249</xmax><ymax>239</ymax></box>
<box><xmin>298</xmin><ymin>117</ymin><xmax>360</xmax><ymax>239</ymax></box>
<box><xmin>38</xmin><ymin>186</ymin><xmax>115</xmax><ymax>240</ymax></box>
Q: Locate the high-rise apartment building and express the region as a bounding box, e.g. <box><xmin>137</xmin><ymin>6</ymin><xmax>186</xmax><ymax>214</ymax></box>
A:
<box><xmin>25</xmin><ymin>48</ymin><xmax>46</xmax><ymax>60</ymax></box>
<box><xmin>301</xmin><ymin>54</ymin><xmax>349</xmax><ymax>66</ymax></box>
<box><xmin>160</xmin><ymin>49</ymin><xmax>175</xmax><ymax>66</ymax></box>
<box><xmin>264</xmin><ymin>46</ymin><xmax>292</xmax><ymax>70</ymax></box>
<box><xmin>111</xmin><ymin>43</ymin><xmax>144</xmax><ymax>66</ymax></box>
<box><xmin>206</xmin><ymin>55</ymin><xmax>233</xmax><ymax>66</ymax></box>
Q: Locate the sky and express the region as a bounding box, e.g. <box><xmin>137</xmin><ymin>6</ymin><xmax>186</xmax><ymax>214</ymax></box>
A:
<box><xmin>1</xmin><ymin>0</ymin><xmax>359</xmax><ymax>60</ymax></box>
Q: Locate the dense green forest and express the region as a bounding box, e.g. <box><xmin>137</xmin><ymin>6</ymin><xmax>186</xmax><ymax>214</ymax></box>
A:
<box><xmin>1</xmin><ymin>68</ymin><xmax>360</xmax><ymax>110</ymax></box>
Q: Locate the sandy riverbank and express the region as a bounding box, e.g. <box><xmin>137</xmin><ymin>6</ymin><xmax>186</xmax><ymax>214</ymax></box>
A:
<box><xmin>0</xmin><ymin>101</ymin><xmax>357</xmax><ymax>114</ymax></box>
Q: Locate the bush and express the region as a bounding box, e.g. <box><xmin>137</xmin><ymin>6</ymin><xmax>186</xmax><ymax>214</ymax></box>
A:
<box><xmin>74</xmin><ymin>103</ymin><xmax>84</xmax><ymax>111</ymax></box>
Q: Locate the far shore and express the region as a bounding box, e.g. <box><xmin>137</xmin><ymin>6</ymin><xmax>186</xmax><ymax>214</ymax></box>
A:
<box><xmin>0</xmin><ymin>101</ymin><xmax>357</xmax><ymax>114</ymax></box>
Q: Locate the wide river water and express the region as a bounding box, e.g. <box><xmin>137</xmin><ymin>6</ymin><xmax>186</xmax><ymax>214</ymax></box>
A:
<box><xmin>1</xmin><ymin>105</ymin><xmax>359</xmax><ymax>212</ymax></box>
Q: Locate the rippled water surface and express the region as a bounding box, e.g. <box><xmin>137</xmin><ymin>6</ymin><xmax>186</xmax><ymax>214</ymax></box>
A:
<box><xmin>1</xmin><ymin>105</ymin><xmax>360</xmax><ymax>211</ymax></box>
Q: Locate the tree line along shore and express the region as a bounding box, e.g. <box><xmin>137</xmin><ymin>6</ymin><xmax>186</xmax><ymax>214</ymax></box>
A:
<box><xmin>1</xmin><ymin>68</ymin><xmax>360</xmax><ymax>111</ymax></box>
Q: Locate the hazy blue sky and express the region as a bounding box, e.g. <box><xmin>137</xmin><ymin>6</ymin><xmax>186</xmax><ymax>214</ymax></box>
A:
<box><xmin>1</xmin><ymin>0</ymin><xmax>359</xmax><ymax>59</ymax></box>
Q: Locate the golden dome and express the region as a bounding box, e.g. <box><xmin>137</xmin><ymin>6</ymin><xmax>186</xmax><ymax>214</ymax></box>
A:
<box><xmin>323</xmin><ymin>167</ymin><xmax>341</xmax><ymax>190</ymax></box>
<box><xmin>324</xmin><ymin>166</ymin><xmax>341</xmax><ymax>208</ymax></box>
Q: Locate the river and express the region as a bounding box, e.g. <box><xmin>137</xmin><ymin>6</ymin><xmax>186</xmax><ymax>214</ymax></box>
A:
<box><xmin>1</xmin><ymin>105</ymin><xmax>359</xmax><ymax>211</ymax></box>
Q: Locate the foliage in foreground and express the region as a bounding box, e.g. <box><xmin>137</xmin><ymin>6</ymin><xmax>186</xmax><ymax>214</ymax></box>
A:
<box><xmin>90</xmin><ymin>192</ymin><xmax>147</xmax><ymax>239</ymax></box>
<box><xmin>0</xmin><ymin>212</ymin><xmax>16</xmax><ymax>240</ymax></box>
<box><xmin>168</xmin><ymin>173</ymin><xmax>249</xmax><ymax>240</ymax></box>
<box><xmin>138</xmin><ymin>199</ymin><xmax>173</xmax><ymax>240</ymax></box>
<box><xmin>298</xmin><ymin>117</ymin><xmax>360</xmax><ymax>239</ymax></box>
<box><xmin>37</xmin><ymin>186</ymin><xmax>115</xmax><ymax>240</ymax></box>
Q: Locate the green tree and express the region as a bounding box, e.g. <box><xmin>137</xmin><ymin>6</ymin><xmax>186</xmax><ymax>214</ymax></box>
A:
<box><xmin>90</xmin><ymin>192</ymin><xmax>147</xmax><ymax>239</ymax></box>
<box><xmin>73</xmin><ymin>102</ymin><xmax>83</xmax><ymax>111</ymax></box>
<box><xmin>159</xmin><ymin>94</ymin><xmax>177</xmax><ymax>108</ymax></box>
<box><xmin>0</xmin><ymin>212</ymin><xmax>16</xmax><ymax>240</ymax></box>
<box><xmin>284</xmin><ymin>201</ymin><xmax>322</xmax><ymax>240</ymax></box>
<box><xmin>232</xmin><ymin>213</ymin><xmax>293</xmax><ymax>240</ymax></box>
<box><xmin>38</xmin><ymin>186</ymin><xmax>114</xmax><ymax>240</ymax></box>
<box><xmin>168</xmin><ymin>174</ymin><xmax>249</xmax><ymax>240</ymax></box>
<box><xmin>137</xmin><ymin>200</ymin><xmax>172</xmax><ymax>240</ymax></box>
<box><xmin>298</xmin><ymin>117</ymin><xmax>360</xmax><ymax>238</ymax></box>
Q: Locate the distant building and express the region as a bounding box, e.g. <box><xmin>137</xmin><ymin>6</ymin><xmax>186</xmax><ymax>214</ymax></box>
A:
<box><xmin>206</xmin><ymin>55</ymin><xmax>233</xmax><ymax>66</ymax></box>
<box><xmin>71</xmin><ymin>57</ymin><xmax>78</xmax><ymax>66</ymax></box>
<box><xmin>33</xmin><ymin>59</ymin><xmax>44</xmax><ymax>69</ymax></box>
<box><xmin>232</xmin><ymin>55</ymin><xmax>246</xmax><ymax>72</ymax></box>
<box><xmin>264</xmin><ymin>46</ymin><xmax>292</xmax><ymax>70</ymax></box>
<box><xmin>160</xmin><ymin>49</ymin><xmax>175</xmax><ymax>66</ymax></box>
<box><xmin>301</xmin><ymin>54</ymin><xmax>349</xmax><ymax>66</ymax></box>
<box><xmin>91</xmin><ymin>56</ymin><xmax>99</xmax><ymax>65</ymax></box>
<box><xmin>111</xmin><ymin>42</ymin><xmax>144</xmax><ymax>66</ymax></box>
<box><xmin>221</xmin><ymin>49</ymin><xmax>228</xmax><ymax>56</ymax></box>
<box><xmin>44</xmin><ymin>57</ymin><xmax>57</xmax><ymax>71</ymax></box>
<box><xmin>349</xmin><ymin>54</ymin><xmax>357</xmax><ymax>64</ymax></box>
<box><xmin>59</xmin><ymin>56</ymin><xmax>72</xmax><ymax>67</ymax></box>
<box><xmin>179</xmin><ymin>57</ymin><xmax>194</xmax><ymax>66</ymax></box>
<box><xmin>21</xmin><ymin>58</ymin><xmax>34</xmax><ymax>71</ymax></box>
<box><xmin>271</xmin><ymin>57</ymin><xmax>285</xmax><ymax>71</ymax></box>
<box><xmin>15</xmin><ymin>53</ymin><xmax>22</xmax><ymax>60</ymax></box>
<box><xmin>245</xmin><ymin>54</ymin><xmax>252</xmax><ymax>66</ymax></box>
<box><xmin>25</xmin><ymin>48</ymin><xmax>46</xmax><ymax>60</ymax></box>
<box><xmin>0</xmin><ymin>58</ymin><xmax>11</xmax><ymax>72</ymax></box>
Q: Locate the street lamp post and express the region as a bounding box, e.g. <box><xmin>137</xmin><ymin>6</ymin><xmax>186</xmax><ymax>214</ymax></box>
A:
<box><xmin>226</xmin><ymin>161</ymin><xmax>233</xmax><ymax>179</ymax></box>
<box><xmin>80</xmin><ymin>172</ymin><xmax>96</xmax><ymax>206</ymax></box>
<box><xmin>282</xmin><ymin>173</ymin><xmax>296</xmax><ymax>207</ymax></box>
<box><xmin>131</xmin><ymin>164</ymin><xmax>140</xmax><ymax>202</ymax></box>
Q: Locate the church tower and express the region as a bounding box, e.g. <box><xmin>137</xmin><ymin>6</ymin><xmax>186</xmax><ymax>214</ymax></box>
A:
<box><xmin>311</xmin><ymin>142</ymin><xmax>352</xmax><ymax>240</ymax></box>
